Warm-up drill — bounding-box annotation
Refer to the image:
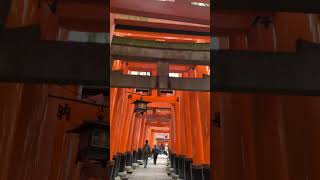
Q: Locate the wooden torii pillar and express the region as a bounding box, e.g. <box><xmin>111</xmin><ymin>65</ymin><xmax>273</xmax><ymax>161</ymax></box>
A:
<box><xmin>213</xmin><ymin>8</ymin><xmax>320</xmax><ymax>180</ymax></box>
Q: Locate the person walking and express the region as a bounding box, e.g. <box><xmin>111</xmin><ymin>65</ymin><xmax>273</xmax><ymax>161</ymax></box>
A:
<box><xmin>152</xmin><ymin>145</ymin><xmax>159</xmax><ymax>165</ymax></box>
<box><xmin>143</xmin><ymin>140</ymin><xmax>151</xmax><ymax>168</ymax></box>
<box><xmin>160</xmin><ymin>144</ymin><xmax>165</xmax><ymax>154</ymax></box>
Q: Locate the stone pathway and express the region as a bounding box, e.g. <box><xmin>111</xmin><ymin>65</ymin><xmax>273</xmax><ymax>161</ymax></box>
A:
<box><xmin>129</xmin><ymin>155</ymin><xmax>171</xmax><ymax>180</ymax></box>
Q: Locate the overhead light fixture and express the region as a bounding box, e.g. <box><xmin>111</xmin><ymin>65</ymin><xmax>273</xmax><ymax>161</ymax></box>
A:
<box><xmin>191</xmin><ymin>1</ymin><xmax>210</xmax><ymax>7</ymax></box>
<box><xmin>133</xmin><ymin>99</ymin><xmax>150</xmax><ymax>115</ymax></box>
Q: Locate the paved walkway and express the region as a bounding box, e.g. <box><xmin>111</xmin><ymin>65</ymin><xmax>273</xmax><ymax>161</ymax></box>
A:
<box><xmin>129</xmin><ymin>155</ymin><xmax>171</xmax><ymax>180</ymax></box>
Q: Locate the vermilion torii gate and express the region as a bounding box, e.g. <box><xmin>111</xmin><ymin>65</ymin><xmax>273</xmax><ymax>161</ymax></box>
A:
<box><xmin>212</xmin><ymin>2</ymin><xmax>320</xmax><ymax>180</ymax></box>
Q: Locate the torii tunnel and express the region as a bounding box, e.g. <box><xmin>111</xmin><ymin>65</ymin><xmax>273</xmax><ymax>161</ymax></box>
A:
<box><xmin>109</xmin><ymin>1</ymin><xmax>210</xmax><ymax>179</ymax></box>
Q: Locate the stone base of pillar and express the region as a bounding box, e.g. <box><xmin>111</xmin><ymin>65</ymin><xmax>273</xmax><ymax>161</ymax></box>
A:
<box><xmin>125</xmin><ymin>152</ymin><xmax>132</xmax><ymax>166</ymax></box>
<box><xmin>202</xmin><ymin>164</ymin><xmax>210</xmax><ymax>180</ymax></box>
<box><xmin>118</xmin><ymin>171</ymin><xmax>127</xmax><ymax>179</ymax></box>
<box><xmin>191</xmin><ymin>164</ymin><xmax>203</xmax><ymax>180</ymax></box>
<box><xmin>137</xmin><ymin>148</ymin><xmax>143</xmax><ymax>160</ymax></box>
<box><xmin>132</xmin><ymin>163</ymin><xmax>139</xmax><ymax>169</ymax></box>
<box><xmin>124</xmin><ymin>166</ymin><xmax>133</xmax><ymax>173</ymax></box>
<box><xmin>137</xmin><ymin>160</ymin><xmax>144</xmax><ymax>165</ymax></box>
<box><xmin>107</xmin><ymin>160</ymin><xmax>115</xmax><ymax>180</ymax></box>
<box><xmin>175</xmin><ymin>155</ymin><xmax>179</xmax><ymax>174</ymax></box>
<box><xmin>178</xmin><ymin>155</ymin><xmax>186</xmax><ymax>179</ymax></box>
<box><xmin>171</xmin><ymin>153</ymin><xmax>176</xmax><ymax>169</ymax></box>
<box><xmin>114</xmin><ymin>154</ymin><xmax>122</xmax><ymax>178</ymax></box>
<box><xmin>80</xmin><ymin>161</ymin><xmax>109</xmax><ymax>179</ymax></box>
<box><xmin>119</xmin><ymin>153</ymin><xmax>126</xmax><ymax>173</ymax></box>
<box><xmin>132</xmin><ymin>150</ymin><xmax>138</xmax><ymax>163</ymax></box>
<box><xmin>184</xmin><ymin>158</ymin><xmax>192</xmax><ymax>180</ymax></box>
<box><xmin>172</xmin><ymin>173</ymin><xmax>179</xmax><ymax>179</ymax></box>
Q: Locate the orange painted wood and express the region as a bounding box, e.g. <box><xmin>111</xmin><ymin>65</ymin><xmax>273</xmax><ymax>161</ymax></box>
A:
<box><xmin>274</xmin><ymin>13</ymin><xmax>320</xmax><ymax>180</ymax></box>
<box><xmin>215</xmin><ymin>12</ymin><xmax>320</xmax><ymax>180</ymax></box>
<box><xmin>0</xmin><ymin>83</ymin><xmax>23</xmax><ymax>180</ymax></box>
<box><xmin>39</xmin><ymin>2</ymin><xmax>60</xmax><ymax>40</ymax></box>
<box><xmin>152</xmin><ymin>129</ymin><xmax>170</xmax><ymax>134</ymax></box>
<box><xmin>133</xmin><ymin>118</ymin><xmax>143</xmax><ymax>150</ymax></box>
<box><xmin>139</xmin><ymin>118</ymin><xmax>147</xmax><ymax>147</ymax></box>
<box><xmin>247</xmin><ymin>21</ymin><xmax>289</xmax><ymax>180</ymax></box>
<box><xmin>173</xmin><ymin>104</ymin><xmax>182</xmax><ymax>155</ymax></box>
<box><xmin>59</xmin><ymin>18</ymin><xmax>107</xmax><ymax>32</ymax></box>
<box><xmin>57</xmin><ymin>1</ymin><xmax>106</xmax><ymax>22</ymax></box>
<box><xmin>0</xmin><ymin>84</ymin><xmax>101</xmax><ymax>180</ymax></box>
<box><xmin>118</xmin><ymin>94</ymin><xmax>134</xmax><ymax>153</ymax></box>
<box><xmin>6</xmin><ymin>0</ymin><xmax>39</xmax><ymax>28</ymax></box>
<box><xmin>182</xmin><ymin>91</ymin><xmax>194</xmax><ymax>159</ymax></box>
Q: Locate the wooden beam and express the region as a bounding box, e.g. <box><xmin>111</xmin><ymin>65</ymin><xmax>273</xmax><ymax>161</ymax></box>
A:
<box><xmin>211</xmin><ymin>11</ymin><xmax>273</xmax><ymax>36</ymax></box>
<box><xmin>152</xmin><ymin>129</ymin><xmax>170</xmax><ymax>133</ymax></box>
<box><xmin>111</xmin><ymin>71</ymin><xmax>210</xmax><ymax>91</ymax></box>
<box><xmin>145</xmin><ymin>122</ymin><xmax>170</xmax><ymax>127</ymax></box>
<box><xmin>111</xmin><ymin>45</ymin><xmax>209</xmax><ymax>65</ymax></box>
<box><xmin>115</xmin><ymin>19</ymin><xmax>210</xmax><ymax>34</ymax></box>
<box><xmin>110</xmin><ymin>71</ymin><xmax>157</xmax><ymax>89</ymax></box>
<box><xmin>110</xmin><ymin>0</ymin><xmax>209</xmax><ymax>25</ymax></box>
<box><xmin>138</xmin><ymin>114</ymin><xmax>171</xmax><ymax>121</ymax></box>
<box><xmin>169</xmin><ymin>76</ymin><xmax>210</xmax><ymax>91</ymax></box>
<box><xmin>212</xmin><ymin>40</ymin><xmax>320</xmax><ymax>95</ymax></box>
<box><xmin>0</xmin><ymin>26</ymin><xmax>108</xmax><ymax>85</ymax></box>
<box><xmin>112</xmin><ymin>37</ymin><xmax>210</xmax><ymax>51</ymax></box>
<box><xmin>115</xmin><ymin>24</ymin><xmax>209</xmax><ymax>37</ymax></box>
<box><xmin>213</xmin><ymin>0</ymin><xmax>320</xmax><ymax>13</ymax></box>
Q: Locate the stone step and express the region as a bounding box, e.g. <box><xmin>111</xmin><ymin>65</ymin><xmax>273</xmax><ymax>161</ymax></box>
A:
<box><xmin>125</xmin><ymin>166</ymin><xmax>133</xmax><ymax>173</ymax></box>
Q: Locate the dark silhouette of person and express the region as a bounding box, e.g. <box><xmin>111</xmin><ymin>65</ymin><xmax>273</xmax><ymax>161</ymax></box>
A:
<box><xmin>152</xmin><ymin>145</ymin><xmax>159</xmax><ymax>165</ymax></box>
<box><xmin>143</xmin><ymin>140</ymin><xmax>151</xmax><ymax>168</ymax></box>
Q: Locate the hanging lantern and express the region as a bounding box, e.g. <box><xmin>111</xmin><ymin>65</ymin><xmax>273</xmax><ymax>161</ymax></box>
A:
<box><xmin>68</xmin><ymin>119</ymin><xmax>110</xmax><ymax>163</ymax></box>
<box><xmin>133</xmin><ymin>99</ymin><xmax>150</xmax><ymax>114</ymax></box>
